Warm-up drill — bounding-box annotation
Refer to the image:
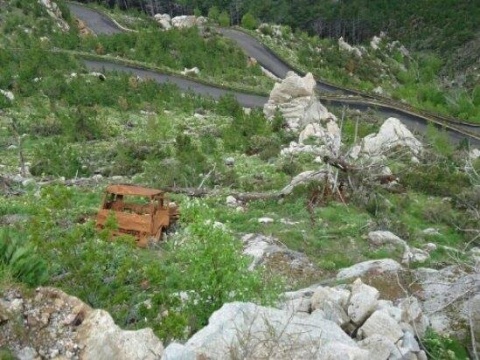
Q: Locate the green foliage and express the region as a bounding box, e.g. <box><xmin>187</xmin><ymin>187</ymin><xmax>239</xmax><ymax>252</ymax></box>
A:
<box><xmin>241</xmin><ymin>12</ymin><xmax>258</xmax><ymax>30</ymax></box>
<box><xmin>0</xmin><ymin>230</ymin><xmax>48</xmax><ymax>287</ymax></box>
<box><xmin>218</xmin><ymin>11</ymin><xmax>230</xmax><ymax>27</ymax></box>
<box><xmin>207</xmin><ymin>6</ymin><xmax>220</xmax><ymax>21</ymax></box>
<box><xmin>422</xmin><ymin>328</ymin><xmax>469</xmax><ymax>360</ymax></box>
<box><xmin>162</xmin><ymin>201</ymin><xmax>279</xmax><ymax>334</ymax></box>
<box><xmin>30</xmin><ymin>137</ymin><xmax>90</xmax><ymax>178</ymax></box>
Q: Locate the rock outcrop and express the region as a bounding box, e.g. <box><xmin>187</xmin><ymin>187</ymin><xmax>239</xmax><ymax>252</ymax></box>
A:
<box><xmin>0</xmin><ymin>287</ymin><xmax>164</xmax><ymax>359</ymax></box>
<box><xmin>166</xmin><ymin>277</ymin><xmax>429</xmax><ymax>360</ymax></box>
<box><xmin>39</xmin><ymin>0</ymin><xmax>70</xmax><ymax>32</ymax></box>
<box><xmin>154</xmin><ymin>14</ymin><xmax>207</xmax><ymax>30</ymax></box>
<box><xmin>264</xmin><ymin>72</ymin><xmax>341</xmax><ymax>156</ymax></box>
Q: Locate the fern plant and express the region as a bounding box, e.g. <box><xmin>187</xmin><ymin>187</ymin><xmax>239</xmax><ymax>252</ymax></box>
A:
<box><xmin>0</xmin><ymin>230</ymin><xmax>48</xmax><ymax>286</ymax></box>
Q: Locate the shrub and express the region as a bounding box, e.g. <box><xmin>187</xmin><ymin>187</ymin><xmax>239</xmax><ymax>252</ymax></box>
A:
<box><xmin>218</xmin><ymin>11</ymin><xmax>230</xmax><ymax>27</ymax></box>
<box><xmin>0</xmin><ymin>229</ymin><xmax>48</xmax><ymax>286</ymax></box>
<box><xmin>161</xmin><ymin>201</ymin><xmax>279</xmax><ymax>335</ymax></box>
<box><xmin>241</xmin><ymin>12</ymin><xmax>257</xmax><ymax>30</ymax></box>
<box><xmin>422</xmin><ymin>328</ymin><xmax>469</xmax><ymax>360</ymax></box>
<box><xmin>30</xmin><ymin>137</ymin><xmax>90</xmax><ymax>178</ymax></box>
<box><xmin>207</xmin><ymin>6</ymin><xmax>220</xmax><ymax>21</ymax></box>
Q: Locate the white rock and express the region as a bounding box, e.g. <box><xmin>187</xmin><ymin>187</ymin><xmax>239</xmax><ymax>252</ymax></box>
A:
<box><xmin>469</xmin><ymin>148</ymin><xmax>480</xmax><ymax>160</ymax></box>
<box><xmin>368</xmin><ymin>231</ymin><xmax>406</xmax><ymax>248</ymax></box>
<box><xmin>226</xmin><ymin>196</ymin><xmax>237</xmax><ymax>207</ymax></box>
<box><xmin>402</xmin><ymin>246</ymin><xmax>429</xmax><ymax>264</ymax></box>
<box><xmin>337</xmin><ymin>259</ymin><xmax>402</xmax><ymax>280</ymax></box>
<box><xmin>358</xmin><ymin>334</ymin><xmax>396</xmax><ymax>360</ymax></box>
<box><xmin>161</xmin><ymin>342</ymin><xmax>196</xmax><ymax>360</ymax></box>
<box><xmin>370</xmin><ymin>35</ymin><xmax>382</xmax><ymax>50</ymax></box>
<box><xmin>424</xmin><ymin>242</ymin><xmax>437</xmax><ymax>252</ymax></box>
<box><xmin>181</xmin><ymin>67</ymin><xmax>200</xmax><ymax>76</ymax></box>
<box><xmin>422</xmin><ymin>228</ymin><xmax>440</xmax><ymax>236</ymax></box>
<box><xmin>338</xmin><ymin>37</ymin><xmax>362</xmax><ymax>57</ymax></box>
<box><xmin>401</xmin><ymin>330</ymin><xmax>420</xmax><ymax>353</ymax></box>
<box><xmin>358</xmin><ymin>310</ymin><xmax>403</xmax><ymax>343</ymax></box>
<box><xmin>78</xmin><ymin>309</ymin><xmax>164</xmax><ymax>360</ymax></box>
<box><xmin>258</xmin><ymin>217</ymin><xmax>274</xmax><ymax>224</ymax></box>
<box><xmin>1</xmin><ymin>89</ymin><xmax>14</xmax><ymax>101</ymax></box>
<box><xmin>311</xmin><ymin>286</ymin><xmax>351</xmax><ymax>310</ymax></box>
<box><xmin>361</xmin><ymin>117</ymin><xmax>422</xmax><ymax>156</ymax></box>
<box><xmin>185</xmin><ymin>302</ymin><xmax>359</xmax><ymax>359</ymax></box>
<box><xmin>348</xmin><ymin>279</ymin><xmax>379</xmax><ymax>325</ymax></box>
<box><xmin>171</xmin><ymin>15</ymin><xmax>197</xmax><ymax>28</ymax></box>
<box><xmin>318</xmin><ymin>342</ymin><xmax>370</xmax><ymax>360</ymax></box>
<box><xmin>376</xmin><ymin>300</ymin><xmax>402</xmax><ymax>323</ymax></box>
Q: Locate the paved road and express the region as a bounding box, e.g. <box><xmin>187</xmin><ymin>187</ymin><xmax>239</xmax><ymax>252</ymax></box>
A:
<box><xmin>68</xmin><ymin>2</ymin><xmax>122</xmax><ymax>35</ymax></box>
<box><xmin>84</xmin><ymin>59</ymin><xmax>268</xmax><ymax>108</ymax></box>
<box><xmin>68</xmin><ymin>2</ymin><xmax>480</xmax><ymax>146</ymax></box>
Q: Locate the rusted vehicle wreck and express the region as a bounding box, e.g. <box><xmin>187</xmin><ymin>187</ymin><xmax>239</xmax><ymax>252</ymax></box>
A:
<box><xmin>96</xmin><ymin>184</ymin><xmax>179</xmax><ymax>247</ymax></box>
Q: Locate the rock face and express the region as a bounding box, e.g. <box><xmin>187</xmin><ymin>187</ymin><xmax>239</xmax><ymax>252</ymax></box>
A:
<box><xmin>0</xmin><ymin>287</ymin><xmax>164</xmax><ymax>360</ymax></box>
<box><xmin>413</xmin><ymin>265</ymin><xmax>480</xmax><ymax>340</ymax></box>
<box><xmin>264</xmin><ymin>72</ymin><xmax>341</xmax><ymax>156</ymax></box>
<box><xmin>361</xmin><ymin>117</ymin><xmax>422</xmax><ymax>156</ymax></box>
<box><xmin>39</xmin><ymin>0</ymin><xmax>70</xmax><ymax>31</ymax></box>
<box><xmin>336</xmin><ymin>259</ymin><xmax>402</xmax><ymax>280</ymax></box>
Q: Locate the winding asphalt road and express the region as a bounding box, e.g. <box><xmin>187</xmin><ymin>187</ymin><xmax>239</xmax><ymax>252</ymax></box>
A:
<box><xmin>68</xmin><ymin>3</ymin><xmax>480</xmax><ymax>146</ymax></box>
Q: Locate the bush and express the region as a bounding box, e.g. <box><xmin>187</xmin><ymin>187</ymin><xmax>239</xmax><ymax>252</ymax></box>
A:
<box><xmin>207</xmin><ymin>6</ymin><xmax>220</xmax><ymax>21</ymax></box>
<box><xmin>0</xmin><ymin>229</ymin><xmax>48</xmax><ymax>286</ymax></box>
<box><xmin>241</xmin><ymin>12</ymin><xmax>257</xmax><ymax>30</ymax></box>
<box><xmin>30</xmin><ymin>137</ymin><xmax>90</xmax><ymax>178</ymax></box>
<box><xmin>161</xmin><ymin>201</ymin><xmax>279</xmax><ymax>335</ymax></box>
<box><xmin>218</xmin><ymin>11</ymin><xmax>230</xmax><ymax>27</ymax></box>
<box><xmin>422</xmin><ymin>328</ymin><xmax>469</xmax><ymax>360</ymax></box>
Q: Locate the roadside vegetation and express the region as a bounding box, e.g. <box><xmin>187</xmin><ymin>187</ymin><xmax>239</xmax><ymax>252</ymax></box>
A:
<box><xmin>1</xmin><ymin>1</ymin><xmax>479</xmax><ymax>354</ymax></box>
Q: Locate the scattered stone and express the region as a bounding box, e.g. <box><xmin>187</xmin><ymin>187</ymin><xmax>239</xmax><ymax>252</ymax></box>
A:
<box><xmin>422</xmin><ymin>228</ymin><xmax>440</xmax><ymax>236</ymax></box>
<box><xmin>338</xmin><ymin>37</ymin><xmax>362</xmax><ymax>57</ymax></box>
<box><xmin>181</xmin><ymin>67</ymin><xmax>200</xmax><ymax>76</ymax></box>
<box><xmin>402</xmin><ymin>246</ymin><xmax>429</xmax><ymax>264</ymax></box>
<box><xmin>258</xmin><ymin>217</ymin><xmax>274</xmax><ymax>224</ymax></box>
<box><xmin>226</xmin><ymin>195</ymin><xmax>237</xmax><ymax>207</ymax></box>
<box><xmin>424</xmin><ymin>242</ymin><xmax>437</xmax><ymax>252</ymax></box>
<box><xmin>1</xmin><ymin>89</ymin><xmax>14</xmax><ymax>101</ymax></box>
<box><xmin>224</xmin><ymin>157</ymin><xmax>235</xmax><ymax>166</ymax></box>
<box><xmin>368</xmin><ymin>231</ymin><xmax>406</xmax><ymax>248</ymax></box>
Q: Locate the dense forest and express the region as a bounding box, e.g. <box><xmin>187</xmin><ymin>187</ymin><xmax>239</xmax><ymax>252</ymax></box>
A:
<box><xmin>80</xmin><ymin>0</ymin><xmax>480</xmax><ymax>50</ymax></box>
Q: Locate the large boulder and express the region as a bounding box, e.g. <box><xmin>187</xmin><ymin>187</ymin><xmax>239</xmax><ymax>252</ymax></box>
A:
<box><xmin>264</xmin><ymin>72</ymin><xmax>340</xmax><ymax>156</ymax></box>
<box><xmin>154</xmin><ymin>13</ymin><xmax>172</xmax><ymax>30</ymax></box>
<box><xmin>78</xmin><ymin>309</ymin><xmax>164</xmax><ymax>360</ymax></box>
<box><xmin>361</xmin><ymin>117</ymin><xmax>422</xmax><ymax>156</ymax></box>
<box><xmin>184</xmin><ymin>302</ymin><xmax>362</xmax><ymax>359</ymax></box>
